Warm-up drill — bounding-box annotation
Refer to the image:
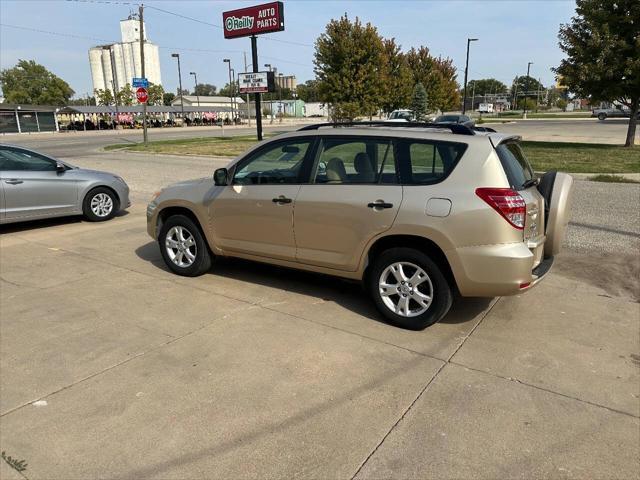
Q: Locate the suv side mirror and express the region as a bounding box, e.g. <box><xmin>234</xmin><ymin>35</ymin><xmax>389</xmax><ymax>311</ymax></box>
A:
<box><xmin>56</xmin><ymin>162</ymin><xmax>66</xmax><ymax>173</ymax></box>
<box><xmin>214</xmin><ymin>168</ymin><xmax>228</xmax><ymax>186</ymax></box>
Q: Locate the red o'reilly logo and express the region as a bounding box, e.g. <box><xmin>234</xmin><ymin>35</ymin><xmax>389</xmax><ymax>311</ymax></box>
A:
<box><xmin>225</xmin><ymin>15</ymin><xmax>254</xmax><ymax>31</ymax></box>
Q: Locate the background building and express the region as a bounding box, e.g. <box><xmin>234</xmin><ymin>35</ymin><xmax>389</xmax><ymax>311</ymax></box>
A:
<box><xmin>89</xmin><ymin>16</ymin><xmax>161</xmax><ymax>95</ymax></box>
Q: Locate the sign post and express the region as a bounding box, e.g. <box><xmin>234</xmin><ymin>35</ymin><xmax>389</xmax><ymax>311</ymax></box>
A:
<box><xmin>223</xmin><ymin>1</ymin><xmax>284</xmax><ymax>141</ymax></box>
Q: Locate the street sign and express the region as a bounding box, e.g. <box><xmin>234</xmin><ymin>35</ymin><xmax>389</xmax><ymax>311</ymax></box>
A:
<box><xmin>136</xmin><ymin>87</ymin><xmax>148</xmax><ymax>104</ymax></box>
<box><xmin>222</xmin><ymin>1</ymin><xmax>284</xmax><ymax>39</ymax></box>
<box><xmin>132</xmin><ymin>77</ymin><xmax>149</xmax><ymax>88</ymax></box>
<box><xmin>238</xmin><ymin>71</ymin><xmax>275</xmax><ymax>94</ymax></box>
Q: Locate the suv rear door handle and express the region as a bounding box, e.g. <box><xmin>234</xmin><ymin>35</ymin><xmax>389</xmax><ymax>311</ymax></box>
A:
<box><xmin>5</xmin><ymin>179</ymin><xmax>23</xmax><ymax>185</ymax></box>
<box><xmin>272</xmin><ymin>196</ymin><xmax>292</xmax><ymax>204</ymax></box>
<box><xmin>368</xmin><ymin>200</ymin><xmax>393</xmax><ymax>209</ymax></box>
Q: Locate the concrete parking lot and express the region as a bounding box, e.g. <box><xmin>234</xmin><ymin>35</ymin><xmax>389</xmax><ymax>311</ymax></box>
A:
<box><xmin>1</xmin><ymin>133</ymin><xmax>639</xmax><ymax>479</ymax></box>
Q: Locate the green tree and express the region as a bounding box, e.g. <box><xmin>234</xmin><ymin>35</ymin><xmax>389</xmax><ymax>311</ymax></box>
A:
<box><xmin>314</xmin><ymin>15</ymin><xmax>385</xmax><ymax>121</ymax></box>
<box><xmin>146</xmin><ymin>83</ymin><xmax>164</xmax><ymax>106</ymax></box>
<box><xmin>116</xmin><ymin>83</ymin><xmax>134</xmax><ymax>106</ymax></box>
<box><xmin>296</xmin><ymin>80</ymin><xmax>321</xmax><ymax>103</ymax></box>
<box><xmin>0</xmin><ymin>59</ymin><xmax>74</xmax><ymax>105</ymax></box>
<box><xmin>163</xmin><ymin>92</ymin><xmax>176</xmax><ymax>106</ymax></box>
<box><xmin>554</xmin><ymin>0</ymin><xmax>639</xmax><ymax>146</ymax></box>
<box><xmin>405</xmin><ymin>47</ymin><xmax>459</xmax><ymax>112</ymax></box>
<box><xmin>512</xmin><ymin>76</ymin><xmax>544</xmax><ymax>99</ymax></box>
<box><xmin>517</xmin><ymin>98</ymin><xmax>537</xmax><ymax>111</ymax></box>
<box><xmin>410</xmin><ymin>83</ymin><xmax>429</xmax><ymax>121</ymax></box>
<box><xmin>94</xmin><ymin>88</ymin><xmax>114</xmax><ymax>106</ymax></box>
<box><xmin>379</xmin><ymin>38</ymin><xmax>413</xmax><ymax>114</ymax></box>
<box><xmin>556</xmin><ymin>99</ymin><xmax>568</xmax><ymax>111</ymax></box>
<box><xmin>466</xmin><ymin>78</ymin><xmax>508</xmax><ymax>96</ymax></box>
<box><xmin>194</xmin><ymin>83</ymin><xmax>217</xmax><ymax>96</ymax></box>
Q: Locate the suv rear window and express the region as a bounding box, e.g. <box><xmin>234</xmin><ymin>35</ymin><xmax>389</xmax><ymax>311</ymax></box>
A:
<box><xmin>495</xmin><ymin>141</ymin><xmax>534</xmax><ymax>190</ymax></box>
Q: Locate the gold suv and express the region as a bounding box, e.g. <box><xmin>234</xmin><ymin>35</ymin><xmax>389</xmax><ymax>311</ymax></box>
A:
<box><xmin>147</xmin><ymin>123</ymin><xmax>573</xmax><ymax>329</ymax></box>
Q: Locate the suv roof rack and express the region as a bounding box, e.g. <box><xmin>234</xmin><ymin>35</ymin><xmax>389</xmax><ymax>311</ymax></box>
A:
<box><xmin>297</xmin><ymin>121</ymin><xmax>476</xmax><ymax>136</ymax></box>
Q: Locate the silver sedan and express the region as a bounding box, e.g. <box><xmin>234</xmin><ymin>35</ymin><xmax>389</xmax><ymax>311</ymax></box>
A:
<box><xmin>0</xmin><ymin>144</ymin><xmax>130</xmax><ymax>225</ymax></box>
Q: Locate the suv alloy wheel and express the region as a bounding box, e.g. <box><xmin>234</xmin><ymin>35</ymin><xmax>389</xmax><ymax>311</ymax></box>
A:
<box><xmin>368</xmin><ymin>247</ymin><xmax>453</xmax><ymax>330</ymax></box>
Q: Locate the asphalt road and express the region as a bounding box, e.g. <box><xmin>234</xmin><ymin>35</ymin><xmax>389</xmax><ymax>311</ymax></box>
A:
<box><xmin>485</xmin><ymin>118</ymin><xmax>638</xmax><ymax>144</ymax></box>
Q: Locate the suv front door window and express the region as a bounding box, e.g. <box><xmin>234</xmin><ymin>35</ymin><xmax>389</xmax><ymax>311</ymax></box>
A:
<box><xmin>209</xmin><ymin>139</ymin><xmax>313</xmax><ymax>261</ymax></box>
<box><xmin>294</xmin><ymin>137</ymin><xmax>402</xmax><ymax>270</ymax></box>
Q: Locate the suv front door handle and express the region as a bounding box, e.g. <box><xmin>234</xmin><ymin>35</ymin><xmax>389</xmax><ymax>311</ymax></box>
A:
<box><xmin>368</xmin><ymin>200</ymin><xmax>394</xmax><ymax>209</ymax></box>
<box><xmin>272</xmin><ymin>196</ymin><xmax>292</xmax><ymax>204</ymax></box>
<box><xmin>5</xmin><ymin>179</ymin><xmax>23</xmax><ymax>185</ymax></box>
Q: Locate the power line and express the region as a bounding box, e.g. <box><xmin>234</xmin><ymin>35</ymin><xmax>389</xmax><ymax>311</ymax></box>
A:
<box><xmin>0</xmin><ymin>23</ymin><xmax>116</xmax><ymax>43</ymax></box>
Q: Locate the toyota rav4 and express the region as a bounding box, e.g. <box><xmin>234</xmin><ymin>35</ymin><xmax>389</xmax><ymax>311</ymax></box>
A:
<box><xmin>147</xmin><ymin>122</ymin><xmax>573</xmax><ymax>330</ymax></box>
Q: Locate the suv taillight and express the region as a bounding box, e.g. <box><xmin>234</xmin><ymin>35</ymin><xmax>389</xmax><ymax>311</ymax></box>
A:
<box><xmin>475</xmin><ymin>188</ymin><xmax>526</xmax><ymax>230</ymax></box>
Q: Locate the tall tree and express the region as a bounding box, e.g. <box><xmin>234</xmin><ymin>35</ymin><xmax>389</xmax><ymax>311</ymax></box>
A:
<box><xmin>94</xmin><ymin>88</ymin><xmax>114</xmax><ymax>106</ymax></box>
<box><xmin>116</xmin><ymin>84</ymin><xmax>134</xmax><ymax>106</ymax></box>
<box><xmin>405</xmin><ymin>47</ymin><xmax>459</xmax><ymax>113</ymax></box>
<box><xmin>296</xmin><ymin>80</ymin><xmax>321</xmax><ymax>103</ymax></box>
<box><xmin>194</xmin><ymin>83</ymin><xmax>217</xmax><ymax>96</ymax></box>
<box><xmin>314</xmin><ymin>15</ymin><xmax>385</xmax><ymax>121</ymax></box>
<box><xmin>163</xmin><ymin>92</ymin><xmax>176</xmax><ymax>106</ymax></box>
<box><xmin>554</xmin><ymin>0</ymin><xmax>640</xmax><ymax>146</ymax></box>
<box><xmin>379</xmin><ymin>38</ymin><xmax>413</xmax><ymax>114</ymax></box>
<box><xmin>0</xmin><ymin>60</ymin><xmax>74</xmax><ymax>105</ymax></box>
<box><xmin>146</xmin><ymin>83</ymin><xmax>164</xmax><ymax>106</ymax></box>
<box><xmin>466</xmin><ymin>78</ymin><xmax>508</xmax><ymax>96</ymax></box>
<box><xmin>410</xmin><ymin>83</ymin><xmax>429</xmax><ymax>121</ymax></box>
<box><xmin>511</xmin><ymin>76</ymin><xmax>544</xmax><ymax>99</ymax></box>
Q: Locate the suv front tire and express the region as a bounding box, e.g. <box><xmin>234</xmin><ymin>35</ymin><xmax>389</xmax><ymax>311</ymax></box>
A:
<box><xmin>368</xmin><ymin>247</ymin><xmax>453</xmax><ymax>330</ymax></box>
<box><xmin>159</xmin><ymin>214</ymin><xmax>212</xmax><ymax>277</ymax></box>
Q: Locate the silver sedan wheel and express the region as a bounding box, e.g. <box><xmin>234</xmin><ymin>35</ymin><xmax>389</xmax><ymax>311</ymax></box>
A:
<box><xmin>379</xmin><ymin>262</ymin><xmax>433</xmax><ymax>317</ymax></box>
<box><xmin>165</xmin><ymin>226</ymin><xmax>197</xmax><ymax>268</ymax></box>
<box><xmin>90</xmin><ymin>193</ymin><xmax>114</xmax><ymax>217</ymax></box>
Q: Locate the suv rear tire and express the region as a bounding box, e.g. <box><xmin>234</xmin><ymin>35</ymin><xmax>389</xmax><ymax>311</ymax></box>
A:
<box><xmin>368</xmin><ymin>247</ymin><xmax>452</xmax><ymax>330</ymax></box>
<box><xmin>159</xmin><ymin>214</ymin><xmax>212</xmax><ymax>277</ymax></box>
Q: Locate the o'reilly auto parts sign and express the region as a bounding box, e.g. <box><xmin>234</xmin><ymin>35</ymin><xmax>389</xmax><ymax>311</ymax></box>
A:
<box><xmin>223</xmin><ymin>2</ymin><xmax>284</xmax><ymax>39</ymax></box>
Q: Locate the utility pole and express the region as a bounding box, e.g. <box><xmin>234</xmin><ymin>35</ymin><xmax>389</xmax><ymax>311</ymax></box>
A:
<box><xmin>139</xmin><ymin>4</ymin><xmax>148</xmax><ymax>144</ymax></box>
<box><xmin>523</xmin><ymin>62</ymin><xmax>533</xmax><ymax>119</ymax></box>
<box><xmin>223</xmin><ymin>59</ymin><xmax>234</xmax><ymax>122</ymax></box>
<box><xmin>512</xmin><ymin>76</ymin><xmax>519</xmax><ymax>111</ymax></box>
<box><xmin>244</xmin><ymin>51</ymin><xmax>250</xmax><ymax>125</ymax></box>
<box><xmin>462</xmin><ymin>38</ymin><xmax>478</xmax><ymax>114</ymax></box>
<box><xmin>264</xmin><ymin>64</ymin><xmax>274</xmax><ymax>123</ymax></box>
<box><xmin>536</xmin><ymin>77</ymin><xmax>541</xmax><ymax>113</ymax></box>
<box><xmin>171</xmin><ymin>53</ymin><xmax>185</xmax><ymax>124</ymax></box>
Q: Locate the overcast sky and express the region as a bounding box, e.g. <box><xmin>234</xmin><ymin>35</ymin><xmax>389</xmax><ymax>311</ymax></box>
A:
<box><xmin>0</xmin><ymin>0</ymin><xmax>576</xmax><ymax>98</ymax></box>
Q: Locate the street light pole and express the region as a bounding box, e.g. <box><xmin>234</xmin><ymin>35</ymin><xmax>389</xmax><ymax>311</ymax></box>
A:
<box><xmin>462</xmin><ymin>38</ymin><xmax>478</xmax><ymax>115</ymax></box>
<box><xmin>223</xmin><ymin>59</ymin><xmax>234</xmax><ymax>122</ymax></box>
<box><xmin>278</xmin><ymin>73</ymin><xmax>283</xmax><ymax>122</ymax></box>
<box><xmin>523</xmin><ymin>61</ymin><xmax>533</xmax><ymax>119</ymax></box>
<box><xmin>264</xmin><ymin>63</ymin><xmax>274</xmax><ymax>123</ymax></box>
<box><xmin>190</xmin><ymin>72</ymin><xmax>200</xmax><ymax>124</ymax></box>
<box><xmin>231</xmin><ymin>68</ymin><xmax>236</xmax><ymax>123</ymax></box>
<box><xmin>171</xmin><ymin>53</ymin><xmax>184</xmax><ymax>125</ymax></box>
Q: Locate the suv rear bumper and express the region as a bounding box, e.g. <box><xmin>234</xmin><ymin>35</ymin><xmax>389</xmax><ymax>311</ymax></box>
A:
<box><xmin>448</xmin><ymin>242</ymin><xmax>553</xmax><ymax>297</ymax></box>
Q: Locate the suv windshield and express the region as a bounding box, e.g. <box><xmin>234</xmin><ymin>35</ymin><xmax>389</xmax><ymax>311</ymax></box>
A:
<box><xmin>495</xmin><ymin>141</ymin><xmax>534</xmax><ymax>190</ymax></box>
<box><xmin>389</xmin><ymin>111</ymin><xmax>412</xmax><ymax>120</ymax></box>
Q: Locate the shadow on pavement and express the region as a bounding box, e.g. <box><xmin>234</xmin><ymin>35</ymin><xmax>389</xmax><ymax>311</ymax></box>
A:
<box><xmin>0</xmin><ymin>210</ymin><xmax>129</xmax><ymax>234</ymax></box>
<box><xmin>135</xmin><ymin>241</ymin><xmax>494</xmax><ymax>329</ymax></box>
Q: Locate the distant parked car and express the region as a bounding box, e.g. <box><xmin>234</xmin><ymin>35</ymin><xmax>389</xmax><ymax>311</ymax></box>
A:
<box><xmin>0</xmin><ymin>145</ymin><xmax>130</xmax><ymax>225</ymax></box>
<box><xmin>591</xmin><ymin>106</ymin><xmax>640</xmax><ymax>121</ymax></box>
<box><xmin>434</xmin><ymin>114</ymin><xmax>475</xmax><ymax>128</ymax></box>
<box><xmin>387</xmin><ymin>109</ymin><xmax>414</xmax><ymax>122</ymax></box>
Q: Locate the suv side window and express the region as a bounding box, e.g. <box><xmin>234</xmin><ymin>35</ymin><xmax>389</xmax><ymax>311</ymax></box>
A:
<box><xmin>312</xmin><ymin>137</ymin><xmax>398</xmax><ymax>184</ymax></box>
<box><xmin>233</xmin><ymin>139</ymin><xmax>312</xmax><ymax>185</ymax></box>
<box><xmin>0</xmin><ymin>147</ymin><xmax>57</xmax><ymax>171</ymax></box>
<box><xmin>398</xmin><ymin>140</ymin><xmax>467</xmax><ymax>184</ymax></box>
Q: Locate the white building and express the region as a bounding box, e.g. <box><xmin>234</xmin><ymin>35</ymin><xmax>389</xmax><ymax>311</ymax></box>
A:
<box><xmin>171</xmin><ymin>96</ymin><xmax>244</xmax><ymax>108</ymax></box>
<box><xmin>89</xmin><ymin>16</ymin><xmax>161</xmax><ymax>95</ymax></box>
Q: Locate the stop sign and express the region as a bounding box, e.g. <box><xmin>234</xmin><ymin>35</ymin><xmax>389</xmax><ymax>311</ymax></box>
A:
<box><xmin>136</xmin><ymin>87</ymin><xmax>148</xmax><ymax>104</ymax></box>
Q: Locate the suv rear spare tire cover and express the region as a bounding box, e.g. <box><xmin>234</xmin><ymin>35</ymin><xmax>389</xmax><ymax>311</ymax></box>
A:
<box><xmin>544</xmin><ymin>172</ymin><xmax>574</xmax><ymax>257</ymax></box>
